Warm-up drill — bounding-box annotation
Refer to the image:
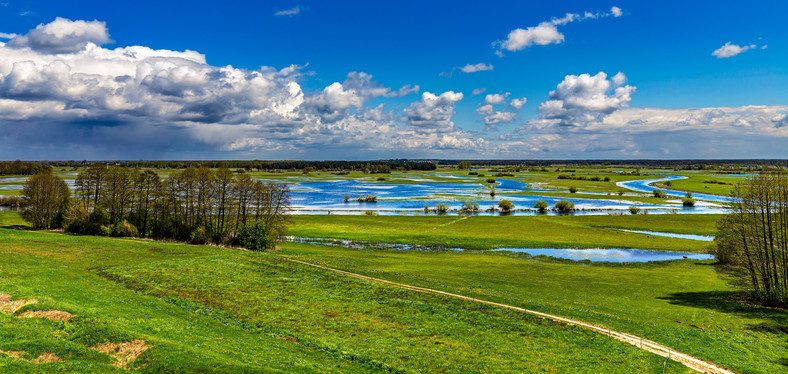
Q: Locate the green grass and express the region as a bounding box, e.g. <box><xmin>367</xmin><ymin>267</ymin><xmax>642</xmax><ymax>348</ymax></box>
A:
<box><xmin>0</xmin><ymin>227</ymin><xmax>693</xmax><ymax>373</ymax></box>
<box><xmin>289</xmin><ymin>214</ymin><xmax>720</xmax><ymax>252</ymax></box>
<box><xmin>277</xmin><ymin>243</ymin><xmax>788</xmax><ymax>374</ymax></box>
<box><xmin>661</xmin><ymin>175</ymin><xmax>741</xmax><ymax>196</ymax></box>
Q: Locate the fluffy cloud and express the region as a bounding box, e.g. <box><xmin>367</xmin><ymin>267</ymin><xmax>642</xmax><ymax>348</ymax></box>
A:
<box><xmin>460</xmin><ymin>63</ymin><xmax>493</xmax><ymax>73</ymax></box>
<box><xmin>509</xmin><ymin>97</ymin><xmax>527</xmax><ymax>110</ymax></box>
<box><xmin>712</xmin><ymin>42</ymin><xmax>758</xmax><ymax>58</ymax></box>
<box><xmin>402</xmin><ymin>91</ymin><xmax>463</xmax><ymax>132</ymax></box>
<box><xmin>494</xmin><ymin>6</ymin><xmax>623</xmax><ymax>54</ymax></box>
<box><xmin>0</xmin><ymin>18</ymin><xmax>484</xmax><ymax>159</ymax></box>
<box><xmin>6</xmin><ymin>18</ymin><xmax>110</xmax><ymax>54</ymax></box>
<box><xmin>304</xmin><ymin>71</ymin><xmax>418</xmax><ymax>122</ymax></box>
<box><xmin>483</xmin><ymin>93</ymin><xmax>508</xmax><ymax>105</ymax></box>
<box><xmin>476</xmin><ymin>95</ymin><xmax>526</xmax><ymax>131</ymax></box>
<box><xmin>538</xmin><ymin>72</ymin><xmax>635</xmax><ymax>126</ymax></box>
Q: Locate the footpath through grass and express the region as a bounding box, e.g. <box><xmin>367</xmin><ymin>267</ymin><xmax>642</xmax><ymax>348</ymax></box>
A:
<box><xmin>289</xmin><ymin>214</ymin><xmax>720</xmax><ymax>252</ymax></box>
<box><xmin>277</xmin><ymin>243</ymin><xmax>787</xmax><ymax>374</ymax></box>
<box><xmin>0</xmin><ymin>226</ymin><xmax>689</xmax><ymax>373</ymax></box>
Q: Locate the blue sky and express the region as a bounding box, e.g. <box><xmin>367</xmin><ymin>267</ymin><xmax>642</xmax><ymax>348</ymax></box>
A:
<box><xmin>0</xmin><ymin>1</ymin><xmax>786</xmax><ymax>160</ymax></box>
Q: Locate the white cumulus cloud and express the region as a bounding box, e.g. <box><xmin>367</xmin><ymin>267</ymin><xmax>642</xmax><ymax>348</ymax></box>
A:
<box><xmin>712</xmin><ymin>42</ymin><xmax>758</xmax><ymax>58</ymax></box>
<box><xmin>459</xmin><ymin>63</ymin><xmax>494</xmax><ymax>73</ymax></box>
<box><xmin>6</xmin><ymin>17</ymin><xmax>110</xmax><ymax>54</ymax></box>
<box><xmin>494</xmin><ymin>7</ymin><xmax>623</xmax><ymax>54</ymax></box>
<box><xmin>538</xmin><ymin>72</ymin><xmax>635</xmax><ymax>126</ymax></box>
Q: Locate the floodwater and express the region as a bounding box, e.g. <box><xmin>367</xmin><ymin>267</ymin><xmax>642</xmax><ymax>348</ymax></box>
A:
<box><xmin>616</xmin><ymin>176</ymin><xmax>731</xmax><ymax>203</ymax></box>
<box><xmin>287</xmin><ymin>237</ymin><xmax>715</xmax><ymax>263</ymax></box>
<box><xmin>617</xmin><ymin>229</ymin><xmax>715</xmax><ymax>242</ymax></box>
<box><xmin>2</xmin><ymin>174</ymin><xmax>730</xmax><ymax>215</ymax></box>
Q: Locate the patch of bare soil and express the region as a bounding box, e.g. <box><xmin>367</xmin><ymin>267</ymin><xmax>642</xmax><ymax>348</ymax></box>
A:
<box><xmin>92</xmin><ymin>339</ymin><xmax>152</xmax><ymax>369</ymax></box>
<box><xmin>0</xmin><ymin>350</ymin><xmax>26</xmax><ymax>360</ymax></box>
<box><xmin>31</xmin><ymin>352</ymin><xmax>62</xmax><ymax>363</ymax></box>
<box><xmin>17</xmin><ymin>310</ymin><xmax>72</xmax><ymax>322</ymax></box>
<box><xmin>0</xmin><ymin>350</ymin><xmax>62</xmax><ymax>363</ymax></box>
<box><xmin>0</xmin><ymin>292</ymin><xmax>38</xmax><ymax>314</ymax></box>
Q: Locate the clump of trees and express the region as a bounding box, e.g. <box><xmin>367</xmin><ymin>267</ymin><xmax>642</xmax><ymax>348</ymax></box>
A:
<box><xmin>458</xmin><ymin>161</ymin><xmax>472</xmax><ymax>170</ymax></box>
<box><xmin>21</xmin><ymin>172</ymin><xmax>70</xmax><ymax>229</ymax></box>
<box><xmin>653</xmin><ymin>189</ymin><xmax>668</xmax><ymax>198</ymax></box>
<box><xmin>435</xmin><ymin>203</ymin><xmax>450</xmax><ymax>214</ymax></box>
<box><xmin>0</xmin><ymin>160</ymin><xmax>51</xmax><ymax>176</ymax></box>
<box><xmin>357</xmin><ymin>195</ymin><xmax>378</xmax><ymax>202</ymax></box>
<box><xmin>554</xmin><ymin>200</ymin><xmax>575</xmax><ymax>213</ymax></box>
<box><xmin>715</xmin><ymin>172</ymin><xmax>788</xmax><ymax>306</ymax></box>
<box><xmin>461</xmin><ymin>201</ymin><xmax>480</xmax><ymax>212</ymax></box>
<box><xmin>19</xmin><ymin>165</ymin><xmax>290</xmax><ymax>250</ymax></box>
<box><xmin>569</xmin><ymin>186</ymin><xmax>578</xmax><ymax>193</ymax></box>
<box><xmin>498</xmin><ymin>200</ymin><xmax>515</xmax><ymax>212</ymax></box>
<box><xmin>628</xmin><ymin>206</ymin><xmax>641</xmax><ymax>215</ymax></box>
<box><xmin>534</xmin><ymin>200</ymin><xmax>549</xmax><ymax>213</ymax></box>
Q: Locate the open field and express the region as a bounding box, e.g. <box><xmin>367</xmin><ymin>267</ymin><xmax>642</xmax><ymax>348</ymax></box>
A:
<box><xmin>289</xmin><ymin>214</ymin><xmax>720</xmax><ymax>252</ymax></box>
<box><xmin>0</xmin><ymin>223</ymin><xmax>696</xmax><ymax>373</ymax></box>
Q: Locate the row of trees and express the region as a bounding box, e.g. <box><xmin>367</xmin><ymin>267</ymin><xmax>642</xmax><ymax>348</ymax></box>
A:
<box><xmin>21</xmin><ymin>166</ymin><xmax>291</xmax><ymax>250</ymax></box>
<box><xmin>0</xmin><ymin>160</ymin><xmax>52</xmax><ymax>175</ymax></box>
<box><xmin>716</xmin><ymin>172</ymin><xmax>788</xmax><ymax>306</ymax></box>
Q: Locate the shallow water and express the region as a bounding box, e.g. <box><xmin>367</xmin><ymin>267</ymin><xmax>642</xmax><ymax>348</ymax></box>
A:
<box><xmin>287</xmin><ymin>237</ymin><xmax>715</xmax><ymax>263</ymax></box>
<box><xmin>490</xmin><ymin>247</ymin><xmax>715</xmax><ymax>262</ymax></box>
<box><xmin>616</xmin><ymin>175</ymin><xmax>731</xmax><ymax>203</ymax></box>
<box><xmin>617</xmin><ymin>229</ymin><xmax>715</xmax><ymax>242</ymax></box>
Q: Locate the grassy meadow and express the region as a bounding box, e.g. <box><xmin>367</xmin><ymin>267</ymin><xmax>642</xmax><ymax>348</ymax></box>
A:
<box><xmin>0</xmin><ymin>214</ymin><xmax>698</xmax><ymax>373</ymax></box>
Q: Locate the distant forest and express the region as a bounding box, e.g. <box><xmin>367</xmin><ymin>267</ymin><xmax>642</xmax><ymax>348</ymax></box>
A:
<box><xmin>2</xmin><ymin>159</ymin><xmax>788</xmax><ymax>175</ymax></box>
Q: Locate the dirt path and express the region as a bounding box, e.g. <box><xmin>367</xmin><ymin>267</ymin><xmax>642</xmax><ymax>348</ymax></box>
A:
<box><xmin>284</xmin><ymin>257</ymin><xmax>735</xmax><ymax>374</ymax></box>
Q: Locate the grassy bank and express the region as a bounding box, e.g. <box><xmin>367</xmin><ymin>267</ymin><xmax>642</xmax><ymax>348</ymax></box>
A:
<box><xmin>0</xmin><ymin>226</ymin><xmax>690</xmax><ymax>373</ymax></box>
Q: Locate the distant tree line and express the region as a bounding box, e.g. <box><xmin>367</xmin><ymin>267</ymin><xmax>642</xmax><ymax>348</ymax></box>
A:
<box><xmin>434</xmin><ymin>159</ymin><xmax>788</xmax><ymax>169</ymax></box>
<box><xmin>36</xmin><ymin>160</ymin><xmax>437</xmax><ymax>172</ymax></box>
<box><xmin>0</xmin><ymin>160</ymin><xmax>52</xmax><ymax>175</ymax></box>
<box><xmin>716</xmin><ymin>172</ymin><xmax>788</xmax><ymax>306</ymax></box>
<box><xmin>20</xmin><ymin>166</ymin><xmax>291</xmax><ymax>250</ymax></box>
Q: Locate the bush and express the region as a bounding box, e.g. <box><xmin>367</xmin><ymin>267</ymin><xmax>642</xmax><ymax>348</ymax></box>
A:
<box><xmin>63</xmin><ymin>203</ymin><xmax>90</xmax><ymax>234</ymax></box>
<box><xmin>110</xmin><ymin>220</ymin><xmax>138</xmax><ymax>237</ymax></box>
<box><xmin>534</xmin><ymin>200</ymin><xmax>549</xmax><ymax>213</ymax></box>
<box><xmin>486</xmin><ymin>178</ymin><xmax>496</xmax><ymax>185</ymax></box>
<box><xmin>498</xmin><ymin>200</ymin><xmax>515</xmax><ymax>212</ymax></box>
<box><xmin>653</xmin><ymin>189</ymin><xmax>668</xmax><ymax>198</ymax></box>
<box><xmin>435</xmin><ymin>203</ymin><xmax>450</xmax><ymax>214</ymax></box>
<box><xmin>628</xmin><ymin>206</ymin><xmax>641</xmax><ymax>215</ymax></box>
<box><xmin>189</xmin><ymin>226</ymin><xmax>210</xmax><ymax>245</ymax></box>
<box><xmin>682</xmin><ymin>198</ymin><xmax>696</xmax><ymax>207</ymax></box>
<box><xmin>461</xmin><ymin>201</ymin><xmax>480</xmax><ymax>212</ymax></box>
<box><xmin>569</xmin><ymin>186</ymin><xmax>578</xmax><ymax>193</ymax></box>
<box><xmin>236</xmin><ymin>220</ymin><xmax>275</xmax><ymax>251</ymax></box>
<box><xmin>554</xmin><ymin>200</ymin><xmax>575</xmax><ymax>213</ymax></box>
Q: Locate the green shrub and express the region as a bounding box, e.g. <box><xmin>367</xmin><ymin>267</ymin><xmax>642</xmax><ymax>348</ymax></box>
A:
<box><xmin>110</xmin><ymin>220</ymin><xmax>138</xmax><ymax>237</ymax></box>
<box><xmin>63</xmin><ymin>203</ymin><xmax>90</xmax><ymax>234</ymax></box>
<box><xmin>569</xmin><ymin>186</ymin><xmax>578</xmax><ymax>193</ymax></box>
<box><xmin>653</xmin><ymin>189</ymin><xmax>667</xmax><ymax>198</ymax></box>
<box><xmin>534</xmin><ymin>200</ymin><xmax>549</xmax><ymax>213</ymax></box>
<box><xmin>236</xmin><ymin>220</ymin><xmax>275</xmax><ymax>251</ymax></box>
<box><xmin>462</xmin><ymin>201</ymin><xmax>480</xmax><ymax>212</ymax></box>
<box><xmin>435</xmin><ymin>203</ymin><xmax>450</xmax><ymax>214</ymax></box>
<box><xmin>682</xmin><ymin>198</ymin><xmax>696</xmax><ymax>207</ymax></box>
<box><xmin>628</xmin><ymin>206</ymin><xmax>641</xmax><ymax>215</ymax></box>
<box><xmin>498</xmin><ymin>200</ymin><xmax>515</xmax><ymax>212</ymax></box>
<box><xmin>189</xmin><ymin>226</ymin><xmax>209</xmax><ymax>245</ymax></box>
<box><xmin>554</xmin><ymin>200</ymin><xmax>575</xmax><ymax>213</ymax></box>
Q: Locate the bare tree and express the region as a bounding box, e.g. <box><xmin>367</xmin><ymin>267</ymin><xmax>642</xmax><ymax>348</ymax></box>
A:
<box><xmin>716</xmin><ymin>172</ymin><xmax>788</xmax><ymax>305</ymax></box>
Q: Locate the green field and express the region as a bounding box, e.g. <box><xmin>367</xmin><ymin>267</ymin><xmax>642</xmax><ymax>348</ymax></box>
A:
<box><xmin>1</xmin><ymin>207</ymin><xmax>785</xmax><ymax>373</ymax></box>
<box><xmin>0</xmin><ymin>218</ymin><xmax>695</xmax><ymax>373</ymax></box>
<box><xmin>289</xmin><ymin>214</ymin><xmax>719</xmax><ymax>252</ymax></box>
